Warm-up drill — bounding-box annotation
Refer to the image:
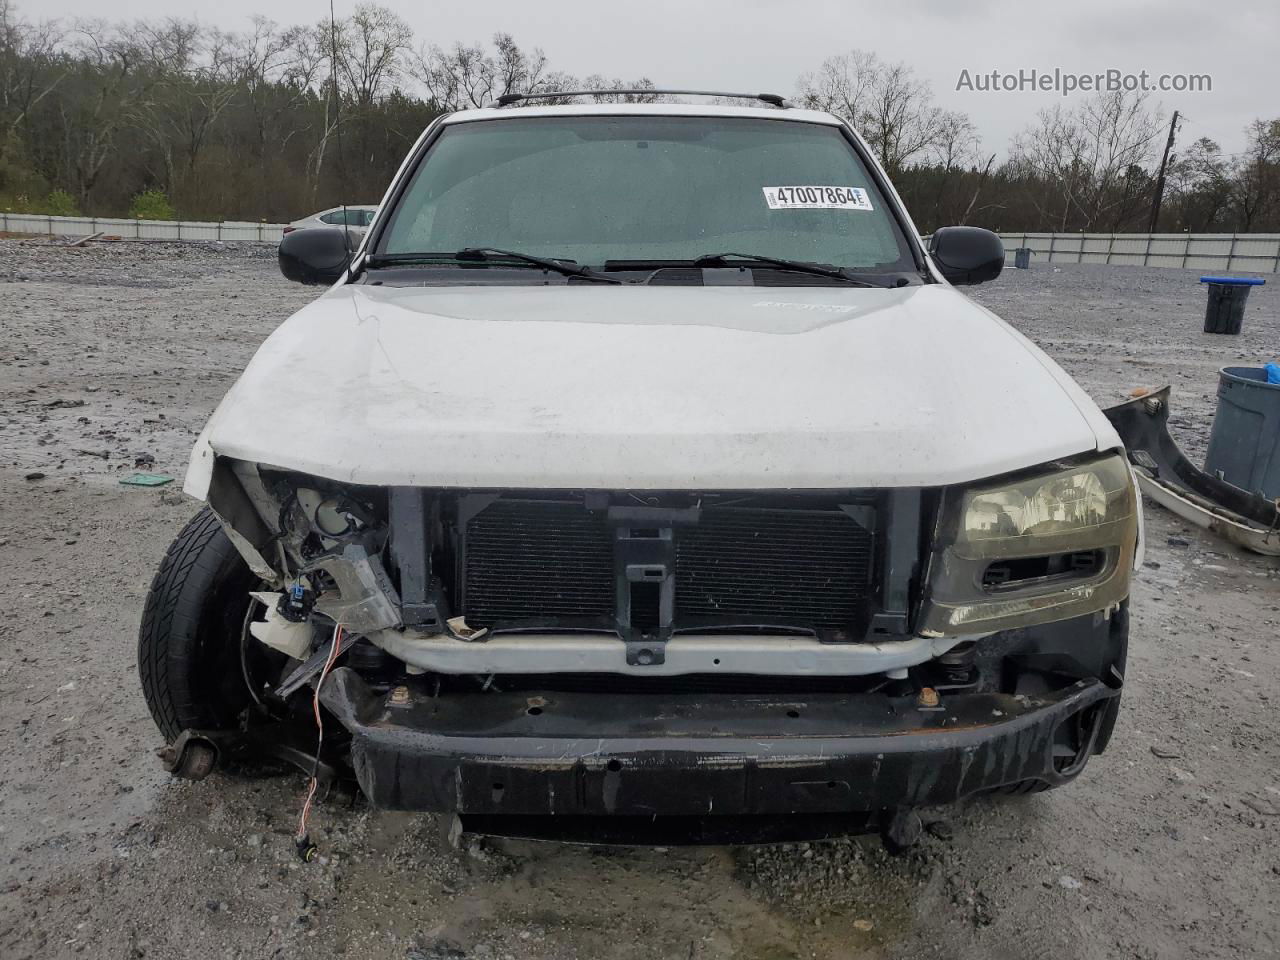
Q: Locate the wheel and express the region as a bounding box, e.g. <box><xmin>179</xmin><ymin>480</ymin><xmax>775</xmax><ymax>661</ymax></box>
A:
<box><xmin>138</xmin><ymin>507</ymin><xmax>269</xmax><ymax>741</ymax></box>
<box><xmin>990</xmin><ymin>778</ymin><xmax>1053</xmax><ymax>796</ymax></box>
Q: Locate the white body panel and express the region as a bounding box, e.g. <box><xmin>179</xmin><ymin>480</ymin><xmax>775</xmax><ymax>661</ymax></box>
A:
<box><xmin>372</xmin><ymin>630</ymin><xmax>970</xmax><ymax>677</ymax></box>
<box><xmin>188</xmin><ymin>282</ymin><xmax>1115</xmax><ymax>494</ymax></box>
<box><xmin>188</xmin><ymin>103</ymin><xmax>1122</xmax><ymax>496</ymax></box>
<box><xmin>186</xmin><ymin>102</ymin><xmax>1140</xmax><ymax>681</ymax></box>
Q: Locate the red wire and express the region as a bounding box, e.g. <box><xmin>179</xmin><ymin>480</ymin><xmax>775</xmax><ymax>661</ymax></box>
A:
<box><xmin>296</xmin><ymin>623</ymin><xmax>344</xmax><ymax>842</ymax></box>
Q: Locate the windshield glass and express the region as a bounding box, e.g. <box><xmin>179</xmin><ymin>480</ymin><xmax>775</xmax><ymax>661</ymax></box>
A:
<box><xmin>377</xmin><ymin>115</ymin><xmax>916</xmax><ymax>272</ymax></box>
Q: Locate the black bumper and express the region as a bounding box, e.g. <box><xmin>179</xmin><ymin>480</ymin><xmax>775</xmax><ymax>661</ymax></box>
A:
<box><xmin>322</xmin><ymin>666</ymin><xmax>1120</xmax><ymax>818</ymax></box>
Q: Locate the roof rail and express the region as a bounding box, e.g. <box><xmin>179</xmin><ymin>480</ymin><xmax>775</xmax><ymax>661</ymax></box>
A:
<box><xmin>494</xmin><ymin>89</ymin><xmax>791</xmax><ymax>108</ymax></box>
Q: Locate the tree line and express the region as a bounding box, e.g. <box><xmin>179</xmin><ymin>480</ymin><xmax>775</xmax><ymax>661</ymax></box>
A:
<box><xmin>2</xmin><ymin>1</ymin><xmax>1278</xmax><ymax>233</ymax></box>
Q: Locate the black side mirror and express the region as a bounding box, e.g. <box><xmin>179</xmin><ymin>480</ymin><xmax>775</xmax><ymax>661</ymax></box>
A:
<box><xmin>928</xmin><ymin>227</ymin><xmax>1004</xmax><ymax>286</ymax></box>
<box><xmin>278</xmin><ymin>228</ymin><xmax>352</xmax><ymax>285</ymax></box>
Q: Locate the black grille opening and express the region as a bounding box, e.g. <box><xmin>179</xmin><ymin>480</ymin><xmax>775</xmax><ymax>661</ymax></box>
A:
<box><xmin>460</xmin><ymin>495</ymin><xmax>877</xmax><ymax>636</ymax></box>
<box><xmin>463</xmin><ymin>499</ymin><xmax>614</xmax><ymax>628</ymax></box>
<box><xmin>675</xmin><ymin>507</ymin><xmax>873</xmax><ymax>633</ymax></box>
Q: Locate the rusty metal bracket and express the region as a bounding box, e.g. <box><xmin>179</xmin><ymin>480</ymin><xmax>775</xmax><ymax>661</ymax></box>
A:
<box><xmin>156</xmin><ymin>729</ymin><xmax>219</xmax><ymax>780</ymax></box>
<box><xmin>156</xmin><ymin>724</ymin><xmax>347</xmax><ymax>786</ymax></box>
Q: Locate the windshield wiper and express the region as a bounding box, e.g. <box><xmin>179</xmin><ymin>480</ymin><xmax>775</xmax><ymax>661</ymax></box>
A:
<box><xmin>692</xmin><ymin>252</ymin><xmax>881</xmax><ymax>287</ymax></box>
<box><xmin>458</xmin><ymin>248</ymin><xmax>623</xmax><ymax>283</ymax></box>
<box><xmin>365</xmin><ymin>248</ymin><xmax>622</xmax><ymax>284</ymax></box>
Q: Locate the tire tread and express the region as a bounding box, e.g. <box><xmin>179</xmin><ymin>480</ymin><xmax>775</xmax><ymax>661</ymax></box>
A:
<box><xmin>137</xmin><ymin>508</ymin><xmax>238</xmax><ymax>741</ymax></box>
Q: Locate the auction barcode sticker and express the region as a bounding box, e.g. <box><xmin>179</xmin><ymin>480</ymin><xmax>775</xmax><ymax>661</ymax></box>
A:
<box><xmin>763</xmin><ymin>186</ymin><xmax>874</xmax><ymax>210</ymax></box>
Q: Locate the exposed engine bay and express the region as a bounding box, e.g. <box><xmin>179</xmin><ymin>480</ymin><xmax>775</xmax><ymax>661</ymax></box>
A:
<box><xmin>193</xmin><ymin>449</ymin><xmax>1131</xmax><ymax>722</ymax></box>
<box><xmin>172</xmin><ymin>450</ymin><xmax>1131</xmax><ymax>840</ymax></box>
<box><xmin>209</xmin><ymin>454</ymin><xmax>979</xmax><ymax>699</ymax></box>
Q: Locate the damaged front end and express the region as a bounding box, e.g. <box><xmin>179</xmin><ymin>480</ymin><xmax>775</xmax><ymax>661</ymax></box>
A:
<box><xmin>191</xmin><ymin>450</ymin><xmax>1135</xmax><ymax>837</ymax></box>
<box><xmin>203</xmin><ymin>457</ymin><xmax>403</xmax><ymax>634</ymax></box>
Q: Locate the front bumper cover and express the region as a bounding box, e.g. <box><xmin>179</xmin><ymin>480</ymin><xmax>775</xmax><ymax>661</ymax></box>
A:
<box><xmin>321</xmin><ymin>666</ymin><xmax>1119</xmax><ymax>817</ymax></box>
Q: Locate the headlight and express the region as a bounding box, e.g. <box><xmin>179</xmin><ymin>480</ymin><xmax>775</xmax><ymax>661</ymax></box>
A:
<box><xmin>919</xmin><ymin>453</ymin><xmax>1138</xmax><ymax>635</ymax></box>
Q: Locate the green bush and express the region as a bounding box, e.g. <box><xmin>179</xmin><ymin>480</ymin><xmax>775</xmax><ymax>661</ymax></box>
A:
<box><xmin>129</xmin><ymin>189</ymin><xmax>175</xmax><ymax>221</ymax></box>
<box><xmin>0</xmin><ymin>191</ymin><xmax>80</xmax><ymax>216</ymax></box>
<box><xmin>45</xmin><ymin>189</ymin><xmax>80</xmax><ymax>216</ymax></box>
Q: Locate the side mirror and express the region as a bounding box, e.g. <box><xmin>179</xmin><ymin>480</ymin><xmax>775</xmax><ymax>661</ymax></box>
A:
<box><xmin>928</xmin><ymin>227</ymin><xmax>1004</xmax><ymax>286</ymax></box>
<box><xmin>278</xmin><ymin>228</ymin><xmax>352</xmax><ymax>285</ymax></box>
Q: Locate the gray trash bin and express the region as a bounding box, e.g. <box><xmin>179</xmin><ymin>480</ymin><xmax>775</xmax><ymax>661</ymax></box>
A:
<box><xmin>1013</xmin><ymin>248</ymin><xmax>1032</xmax><ymax>269</ymax></box>
<box><xmin>1199</xmin><ymin>275</ymin><xmax>1265</xmax><ymax>335</ymax></box>
<box><xmin>1204</xmin><ymin>366</ymin><xmax>1280</xmax><ymax>498</ymax></box>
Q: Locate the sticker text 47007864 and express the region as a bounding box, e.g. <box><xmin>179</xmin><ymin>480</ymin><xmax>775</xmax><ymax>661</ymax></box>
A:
<box><xmin>763</xmin><ymin>186</ymin><xmax>874</xmax><ymax>211</ymax></box>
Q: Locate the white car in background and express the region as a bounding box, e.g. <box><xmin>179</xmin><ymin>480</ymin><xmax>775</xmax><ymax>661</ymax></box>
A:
<box><xmin>283</xmin><ymin>205</ymin><xmax>378</xmax><ymax>240</ymax></box>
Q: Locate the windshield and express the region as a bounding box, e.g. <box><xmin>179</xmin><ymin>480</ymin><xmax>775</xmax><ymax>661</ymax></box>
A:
<box><xmin>377</xmin><ymin>115</ymin><xmax>917</xmax><ymax>273</ymax></box>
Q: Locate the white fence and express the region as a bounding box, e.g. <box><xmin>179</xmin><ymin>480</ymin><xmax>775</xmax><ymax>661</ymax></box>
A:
<box><xmin>4</xmin><ymin>213</ymin><xmax>1280</xmax><ymax>272</ymax></box>
<box><xmin>999</xmin><ymin>232</ymin><xmax>1280</xmax><ymax>274</ymax></box>
<box><xmin>1</xmin><ymin>212</ymin><xmax>288</xmax><ymax>242</ymax></box>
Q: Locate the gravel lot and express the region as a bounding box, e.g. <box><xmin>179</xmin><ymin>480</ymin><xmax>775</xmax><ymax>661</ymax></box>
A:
<box><xmin>1</xmin><ymin>240</ymin><xmax>1277</xmax><ymax>960</ymax></box>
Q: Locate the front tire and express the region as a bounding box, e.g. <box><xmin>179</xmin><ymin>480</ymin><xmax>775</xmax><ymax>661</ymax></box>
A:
<box><xmin>138</xmin><ymin>508</ymin><xmax>260</xmax><ymax>741</ymax></box>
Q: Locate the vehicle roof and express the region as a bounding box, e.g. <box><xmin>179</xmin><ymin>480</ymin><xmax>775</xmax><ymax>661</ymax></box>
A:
<box><xmin>298</xmin><ymin>205</ymin><xmax>377</xmax><ymax>217</ymax></box>
<box><xmin>442</xmin><ymin>102</ymin><xmax>844</xmax><ymax>126</ymax></box>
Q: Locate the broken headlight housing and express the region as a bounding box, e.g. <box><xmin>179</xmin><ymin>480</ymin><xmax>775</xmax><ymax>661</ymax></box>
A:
<box><xmin>919</xmin><ymin>452</ymin><xmax>1138</xmax><ymax>636</ymax></box>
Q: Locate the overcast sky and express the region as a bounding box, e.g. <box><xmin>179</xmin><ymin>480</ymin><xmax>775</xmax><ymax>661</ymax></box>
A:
<box><xmin>25</xmin><ymin>0</ymin><xmax>1277</xmax><ymax>158</ymax></box>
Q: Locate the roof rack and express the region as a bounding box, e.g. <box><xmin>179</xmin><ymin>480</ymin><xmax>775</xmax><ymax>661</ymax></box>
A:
<box><xmin>494</xmin><ymin>89</ymin><xmax>791</xmax><ymax>108</ymax></box>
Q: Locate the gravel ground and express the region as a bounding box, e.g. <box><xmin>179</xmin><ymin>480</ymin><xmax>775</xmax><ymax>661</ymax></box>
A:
<box><xmin>0</xmin><ymin>240</ymin><xmax>1277</xmax><ymax>960</ymax></box>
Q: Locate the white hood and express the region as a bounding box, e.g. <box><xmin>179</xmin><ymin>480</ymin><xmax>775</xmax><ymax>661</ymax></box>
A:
<box><xmin>187</xmin><ymin>282</ymin><xmax>1117</xmax><ymax>494</ymax></box>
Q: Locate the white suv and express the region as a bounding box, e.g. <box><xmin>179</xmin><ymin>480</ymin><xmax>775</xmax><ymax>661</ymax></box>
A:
<box><xmin>141</xmin><ymin>93</ymin><xmax>1140</xmax><ymax>845</ymax></box>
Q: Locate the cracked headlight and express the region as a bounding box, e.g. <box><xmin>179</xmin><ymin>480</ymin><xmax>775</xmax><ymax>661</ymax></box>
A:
<box><xmin>920</xmin><ymin>453</ymin><xmax>1138</xmax><ymax>635</ymax></box>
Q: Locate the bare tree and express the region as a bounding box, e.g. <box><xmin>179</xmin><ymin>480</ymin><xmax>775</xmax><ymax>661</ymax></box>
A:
<box><xmin>922</xmin><ymin>112</ymin><xmax>991</xmax><ymax>225</ymax></box>
<box><xmin>62</xmin><ymin>19</ymin><xmax>184</xmax><ymax>204</ymax></box>
<box><xmin>414</xmin><ymin>40</ymin><xmax>485</xmax><ymax>109</ymax></box>
<box><xmin>0</xmin><ymin>0</ymin><xmax>67</xmax><ymax>136</ymax></box>
<box><xmin>133</xmin><ymin>17</ymin><xmax>199</xmax><ymax>72</ymax></box>
<box><xmin>234</xmin><ymin>18</ymin><xmax>319</xmax><ymax>157</ymax></box>
<box><xmin>577</xmin><ymin>75</ymin><xmax>660</xmax><ymax>103</ymax></box>
<box><xmin>330</xmin><ymin>3</ymin><xmax>410</xmax><ymax>108</ymax></box>
<box><xmin>797</xmin><ymin>51</ymin><xmax>876</xmax><ymax>130</ymax></box>
<box><xmin>929</xmin><ymin>112</ymin><xmax>980</xmax><ymax>171</ymax></box>
<box><xmin>796</xmin><ymin>51</ymin><xmax>952</xmax><ymax>175</ymax></box>
<box><xmin>409</xmin><ymin>33</ymin><xmax>554</xmax><ymax>109</ymax></box>
<box><xmin>132</xmin><ymin>22</ymin><xmax>242</xmax><ymax>198</ymax></box>
<box><xmin>0</xmin><ymin>1</ymin><xmax>67</xmax><ymax>202</ymax></box>
<box><xmin>1233</xmin><ymin>118</ymin><xmax>1280</xmax><ymax>230</ymax></box>
<box><xmin>9</xmin><ymin>5</ymin><xmax>1280</xmax><ymax>232</ymax></box>
<box><xmin>303</xmin><ymin>5</ymin><xmax>409</xmax><ymax>199</ymax></box>
<box><xmin>491</xmin><ymin>32</ymin><xmax>547</xmax><ymax>101</ymax></box>
<box><xmin>1011</xmin><ymin>90</ymin><xmax>1164</xmax><ymax>230</ymax></box>
<box><xmin>959</xmin><ymin>153</ymin><xmax>999</xmax><ymax>225</ymax></box>
<box><xmin>1167</xmin><ymin>137</ymin><xmax>1233</xmax><ymax>229</ymax></box>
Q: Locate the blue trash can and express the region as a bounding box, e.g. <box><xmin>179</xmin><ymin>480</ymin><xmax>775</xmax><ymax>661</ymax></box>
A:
<box><xmin>1204</xmin><ymin>366</ymin><xmax>1280</xmax><ymax>498</ymax></box>
<box><xmin>1013</xmin><ymin>248</ymin><xmax>1032</xmax><ymax>269</ymax></box>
